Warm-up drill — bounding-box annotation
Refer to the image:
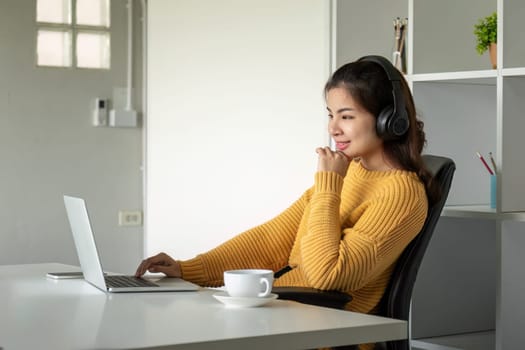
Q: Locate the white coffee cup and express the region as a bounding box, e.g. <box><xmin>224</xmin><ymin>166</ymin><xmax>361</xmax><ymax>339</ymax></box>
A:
<box><xmin>223</xmin><ymin>269</ymin><xmax>274</xmax><ymax>298</ymax></box>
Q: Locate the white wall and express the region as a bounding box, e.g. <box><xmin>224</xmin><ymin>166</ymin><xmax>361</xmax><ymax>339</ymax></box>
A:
<box><xmin>146</xmin><ymin>0</ymin><xmax>331</xmax><ymax>259</ymax></box>
<box><xmin>0</xmin><ymin>0</ymin><xmax>144</xmax><ymax>274</ymax></box>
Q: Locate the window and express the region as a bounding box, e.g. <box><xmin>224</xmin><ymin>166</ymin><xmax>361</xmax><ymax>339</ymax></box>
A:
<box><xmin>36</xmin><ymin>0</ymin><xmax>110</xmax><ymax>69</ymax></box>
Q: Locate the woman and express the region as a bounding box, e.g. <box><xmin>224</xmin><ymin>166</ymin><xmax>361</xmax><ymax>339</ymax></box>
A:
<box><xmin>135</xmin><ymin>55</ymin><xmax>439</xmax><ymax>318</ymax></box>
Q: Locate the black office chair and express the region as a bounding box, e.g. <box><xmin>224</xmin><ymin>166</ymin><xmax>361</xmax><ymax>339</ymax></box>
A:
<box><xmin>274</xmin><ymin>155</ymin><xmax>455</xmax><ymax>350</ymax></box>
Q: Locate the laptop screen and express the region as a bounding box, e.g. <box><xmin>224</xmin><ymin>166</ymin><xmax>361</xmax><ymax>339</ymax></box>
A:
<box><xmin>63</xmin><ymin>195</ymin><xmax>108</xmax><ymax>291</ymax></box>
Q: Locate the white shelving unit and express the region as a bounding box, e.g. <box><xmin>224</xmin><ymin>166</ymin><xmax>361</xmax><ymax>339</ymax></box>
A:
<box><xmin>407</xmin><ymin>0</ymin><xmax>525</xmax><ymax>216</ymax></box>
<box><xmin>335</xmin><ymin>0</ymin><xmax>525</xmax><ymax>348</ymax></box>
<box><xmin>412</xmin><ymin>1</ymin><xmax>525</xmax><ymax>348</ymax></box>
<box><xmin>409</xmin><ymin>1</ymin><xmax>525</xmax><ymax>348</ymax></box>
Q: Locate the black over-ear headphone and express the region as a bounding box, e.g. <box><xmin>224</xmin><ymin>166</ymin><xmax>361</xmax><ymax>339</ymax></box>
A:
<box><xmin>358</xmin><ymin>55</ymin><xmax>409</xmax><ymax>140</ymax></box>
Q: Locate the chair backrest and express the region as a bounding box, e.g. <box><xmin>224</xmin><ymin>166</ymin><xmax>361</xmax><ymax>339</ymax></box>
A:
<box><xmin>378</xmin><ymin>155</ymin><xmax>455</xmax><ymax>350</ymax></box>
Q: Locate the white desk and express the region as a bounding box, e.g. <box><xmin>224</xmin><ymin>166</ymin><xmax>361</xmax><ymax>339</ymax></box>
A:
<box><xmin>0</xmin><ymin>263</ymin><xmax>407</xmax><ymax>350</ymax></box>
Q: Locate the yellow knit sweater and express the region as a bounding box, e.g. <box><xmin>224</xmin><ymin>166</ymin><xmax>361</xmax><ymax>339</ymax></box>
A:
<box><xmin>180</xmin><ymin>159</ymin><xmax>428</xmax><ymax>315</ymax></box>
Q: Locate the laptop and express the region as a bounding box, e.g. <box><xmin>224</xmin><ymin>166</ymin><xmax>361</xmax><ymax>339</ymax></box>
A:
<box><xmin>63</xmin><ymin>195</ymin><xmax>199</xmax><ymax>293</ymax></box>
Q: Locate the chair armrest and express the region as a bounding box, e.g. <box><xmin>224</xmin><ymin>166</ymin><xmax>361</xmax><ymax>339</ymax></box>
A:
<box><xmin>273</xmin><ymin>287</ymin><xmax>352</xmax><ymax>310</ymax></box>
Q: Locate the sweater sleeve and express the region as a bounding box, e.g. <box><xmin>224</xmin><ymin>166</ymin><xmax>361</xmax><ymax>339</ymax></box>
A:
<box><xmin>179</xmin><ymin>189</ymin><xmax>312</xmax><ymax>287</ymax></box>
<box><xmin>300</xmin><ymin>170</ymin><xmax>427</xmax><ymax>291</ymax></box>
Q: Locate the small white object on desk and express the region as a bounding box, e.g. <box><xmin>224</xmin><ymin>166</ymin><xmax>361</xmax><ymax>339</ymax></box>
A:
<box><xmin>213</xmin><ymin>292</ymin><xmax>278</xmax><ymax>308</ymax></box>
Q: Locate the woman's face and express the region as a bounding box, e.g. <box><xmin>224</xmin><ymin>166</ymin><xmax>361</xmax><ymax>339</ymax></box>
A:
<box><xmin>326</xmin><ymin>87</ymin><xmax>386</xmax><ymax>169</ymax></box>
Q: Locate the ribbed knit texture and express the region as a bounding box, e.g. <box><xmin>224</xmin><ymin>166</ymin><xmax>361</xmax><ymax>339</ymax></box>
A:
<box><xmin>180</xmin><ymin>159</ymin><xmax>428</xmax><ymax>317</ymax></box>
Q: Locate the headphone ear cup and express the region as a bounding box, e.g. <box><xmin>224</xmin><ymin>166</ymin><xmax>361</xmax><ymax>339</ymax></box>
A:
<box><xmin>391</xmin><ymin>110</ymin><xmax>410</xmax><ymax>137</ymax></box>
<box><xmin>376</xmin><ymin>106</ymin><xmax>409</xmax><ymax>140</ymax></box>
<box><xmin>376</xmin><ymin>105</ymin><xmax>394</xmax><ymax>138</ymax></box>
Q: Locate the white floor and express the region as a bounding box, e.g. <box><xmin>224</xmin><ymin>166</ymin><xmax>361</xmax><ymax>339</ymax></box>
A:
<box><xmin>413</xmin><ymin>330</ymin><xmax>495</xmax><ymax>350</ymax></box>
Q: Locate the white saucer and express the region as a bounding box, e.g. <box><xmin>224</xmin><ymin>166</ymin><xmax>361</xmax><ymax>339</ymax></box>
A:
<box><xmin>213</xmin><ymin>292</ymin><xmax>278</xmax><ymax>308</ymax></box>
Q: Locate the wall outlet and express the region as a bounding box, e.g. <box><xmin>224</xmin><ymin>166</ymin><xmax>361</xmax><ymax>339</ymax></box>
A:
<box><xmin>118</xmin><ymin>210</ymin><xmax>143</xmax><ymax>226</ymax></box>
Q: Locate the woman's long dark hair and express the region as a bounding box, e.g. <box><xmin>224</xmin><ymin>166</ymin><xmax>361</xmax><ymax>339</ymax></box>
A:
<box><xmin>324</xmin><ymin>59</ymin><xmax>441</xmax><ymax>204</ymax></box>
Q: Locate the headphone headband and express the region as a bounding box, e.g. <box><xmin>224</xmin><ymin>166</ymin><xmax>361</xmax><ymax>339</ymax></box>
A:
<box><xmin>358</xmin><ymin>55</ymin><xmax>402</xmax><ymax>83</ymax></box>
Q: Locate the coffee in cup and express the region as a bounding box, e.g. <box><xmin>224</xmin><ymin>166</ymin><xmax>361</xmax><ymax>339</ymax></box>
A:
<box><xmin>223</xmin><ymin>269</ymin><xmax>274</xmax><ymax>298</ymax></box>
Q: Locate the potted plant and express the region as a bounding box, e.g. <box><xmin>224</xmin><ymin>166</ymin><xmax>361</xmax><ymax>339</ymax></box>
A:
<box><xmin>474</xmin><ymin>12</ymin><xmax>497</xmax><ymax>68</ymax></box>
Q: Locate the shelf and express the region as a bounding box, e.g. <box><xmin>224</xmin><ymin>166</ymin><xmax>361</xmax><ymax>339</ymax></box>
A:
<box><xmin>442</xmin><ymin>205</ymin><xmax>525</xmax><ymax>221</ymax></box>
<box><xmin>502</xmin><ymin>67</ymin><xmax>525</xmax><ymax>77</ymax></box>
<box><xmin>442</xmin><ymin>205</ymin><xmax>497</xmax><ymax>219</ymax></box>
<box><xmin>409</xmin><ymin>70</ymin><xmax>497</xmax><ymax>84</ymax></box>
<box><xmin>409</xmin><ymin>68</ymin><xmax>525</xmax><ymax>82</ymax></box>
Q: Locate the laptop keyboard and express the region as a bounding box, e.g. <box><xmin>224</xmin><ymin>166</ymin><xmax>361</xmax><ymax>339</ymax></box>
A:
<box><xmin>105</xmin><ymin>275</ymin><xmax>158</xmax><ymax>288</ymax></box>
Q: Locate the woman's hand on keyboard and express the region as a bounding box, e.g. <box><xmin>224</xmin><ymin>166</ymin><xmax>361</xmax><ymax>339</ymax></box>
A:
<box><xmin>135</xmin><ymin>252</ymin><xmax>182</xmax><ymax>278</ymax></box>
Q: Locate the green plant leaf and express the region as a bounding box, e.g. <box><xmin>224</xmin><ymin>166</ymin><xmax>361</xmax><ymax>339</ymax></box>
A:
<box><xmin>474</xmin><ymin>12</ymin><xmax>497</xmax><ymax>55</ymax></box>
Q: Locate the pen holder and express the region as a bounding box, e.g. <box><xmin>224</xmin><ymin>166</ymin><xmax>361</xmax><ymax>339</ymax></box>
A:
<box><xmin>490</xmin><ymin>175</ymin><xmax>497</xmax><ymax>209</ymax></box>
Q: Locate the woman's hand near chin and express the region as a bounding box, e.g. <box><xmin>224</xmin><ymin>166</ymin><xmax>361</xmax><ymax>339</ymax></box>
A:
<box><xmin>316</xmin><ymin>146</ymin><xmax>350</xmax><ymax>178</ymax></box>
